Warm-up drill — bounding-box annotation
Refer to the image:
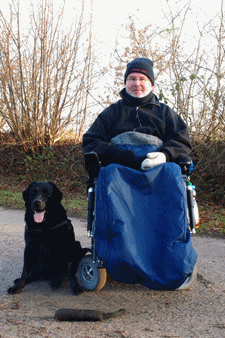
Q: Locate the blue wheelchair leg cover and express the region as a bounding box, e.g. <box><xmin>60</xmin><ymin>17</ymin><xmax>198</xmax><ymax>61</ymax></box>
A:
<box><xmin>94</xmin><ymin>163</ymin><xmax>198</xmax><ymax>290</ymax></box>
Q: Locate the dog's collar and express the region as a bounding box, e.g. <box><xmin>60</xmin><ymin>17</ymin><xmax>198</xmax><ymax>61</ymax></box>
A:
<box><xmin>25</xmin><ymin>219</ymin><xmax>72</xmax><ymax>233</ymax></box>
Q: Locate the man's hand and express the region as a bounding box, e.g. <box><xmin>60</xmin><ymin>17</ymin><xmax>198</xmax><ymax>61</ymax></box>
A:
<box><xmin>141</xmin><ymin>152</ymin><xmax>166</xmax><ymax>171</ymax></box>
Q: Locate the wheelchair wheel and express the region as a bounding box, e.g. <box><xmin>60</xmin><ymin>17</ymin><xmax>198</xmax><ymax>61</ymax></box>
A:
<box><xmin>176</xmin><ymin>265</ymin><xmax>197</xmax><ymax>290</ymax></box>
<box><xmin>76</xmin><ymin>254</ymin><xmax>107</xmax><ymax>291</ymax></box>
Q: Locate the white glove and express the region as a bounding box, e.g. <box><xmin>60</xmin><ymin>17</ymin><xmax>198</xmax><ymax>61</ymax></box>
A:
<box><xmin>141</xmin><ymin>152</ymin><xmax>166</xmax><ymax>171</ymax></box>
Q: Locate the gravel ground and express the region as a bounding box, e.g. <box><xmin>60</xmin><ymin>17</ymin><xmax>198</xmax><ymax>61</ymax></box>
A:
<box><xmin>1</xmin><ymin>207</ymin><xmax>225</xmax><ymax>338</ymax></box>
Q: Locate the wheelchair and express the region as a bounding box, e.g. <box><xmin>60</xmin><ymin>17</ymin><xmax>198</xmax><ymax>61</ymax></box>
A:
<box><xmin>76</xmin><ymin>151</ymin><xmax>199</xmax><ymax>292</ymax></box>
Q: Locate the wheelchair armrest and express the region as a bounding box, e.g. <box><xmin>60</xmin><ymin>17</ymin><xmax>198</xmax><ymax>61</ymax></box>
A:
<box><xmin>177</xmin><ymin>155</ymin><xmax>193</xmax><ymax>176</ymax></box>
<box><xmin>84</xmin><ymin>152</ymin><xmax>101</xmax><ymax>179</ymax></box>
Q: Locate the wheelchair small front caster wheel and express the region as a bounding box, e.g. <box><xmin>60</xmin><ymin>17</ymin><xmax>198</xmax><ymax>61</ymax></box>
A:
<box><xmin>76</xmin><ymin>254</ymin><xmax>107</xmax><ymax>291</ymax></box>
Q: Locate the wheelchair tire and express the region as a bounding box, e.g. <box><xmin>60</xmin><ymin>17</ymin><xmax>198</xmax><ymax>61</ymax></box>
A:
<box><xmin>176</xmin><ymin>265</ymin><xmax>197</xmax><ymax>290</ymax></box>
<box><xmin>76</xmin><ymin>255</ymin><xmax>107</xmax><ymax>291</ymax></box>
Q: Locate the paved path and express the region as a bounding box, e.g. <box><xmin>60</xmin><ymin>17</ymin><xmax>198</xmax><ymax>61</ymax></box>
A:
<box><xmin>0</xmin><ymin>207</ymin><xmax>225</xmax><ymax>293</ymax></box>
<box><xmin>1</xmin><ymin>207</ymin><xmax>225</xmax><ymax>337</ymax></box>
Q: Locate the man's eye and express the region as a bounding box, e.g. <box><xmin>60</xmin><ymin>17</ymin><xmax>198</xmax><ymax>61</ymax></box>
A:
<box><xmin>128</xmin><ymin>77</ymin><xmax>146</xmax><ymax>82</ymax></box>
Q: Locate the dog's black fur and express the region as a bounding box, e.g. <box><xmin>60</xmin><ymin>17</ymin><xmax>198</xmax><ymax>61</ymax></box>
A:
<box><xmin>7</xmin><ymin>181</ymin><xmax>87</xmax><ymax>295</ymax></box>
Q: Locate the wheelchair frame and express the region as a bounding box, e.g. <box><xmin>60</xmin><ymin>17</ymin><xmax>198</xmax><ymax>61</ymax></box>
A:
<box><xmin>76</xmin><ymin>152</ymin><xmax>199</xmax><ymax>291</ymax></box>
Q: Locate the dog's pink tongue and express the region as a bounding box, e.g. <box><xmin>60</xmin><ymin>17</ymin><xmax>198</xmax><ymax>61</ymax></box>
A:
<box><xmin>34</xmin><ymin>211</ymin><xmax>45</xmax><ymax>223</ymax></box>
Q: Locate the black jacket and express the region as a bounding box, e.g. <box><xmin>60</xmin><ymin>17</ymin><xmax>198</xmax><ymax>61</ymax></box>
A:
<box><xmin>82</xmin><ymin>89</ymin><xmax>192</xmax><ymax>170</ymax></box>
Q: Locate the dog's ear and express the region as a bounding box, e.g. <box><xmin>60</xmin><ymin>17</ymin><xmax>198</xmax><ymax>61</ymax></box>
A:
<box><xmin>50</xmin><ymin>182</ymin><xmax>63</xmax><ymax>202</ymax></box>
<box><xmin>23</xmin><ymin>189</ymin><xmax>28</xmax><ymax>202</ymax></box>
<box><xmin>23</xmin><ymin>182</ymin><xmax>36</xmax><ymax>202</ymax></box>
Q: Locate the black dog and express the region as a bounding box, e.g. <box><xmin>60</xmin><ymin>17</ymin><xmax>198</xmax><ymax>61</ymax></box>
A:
<box><xmin>7</xmin><ymin>181</ymin><xmax>87</xmax><ymax>295</ymax></box>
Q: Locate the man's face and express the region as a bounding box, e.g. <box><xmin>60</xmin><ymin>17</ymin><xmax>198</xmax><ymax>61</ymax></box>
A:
<box><xmin>126</xmin><ymin>72</ymin><xmax>153</xmax><ymax>98</ymax></box>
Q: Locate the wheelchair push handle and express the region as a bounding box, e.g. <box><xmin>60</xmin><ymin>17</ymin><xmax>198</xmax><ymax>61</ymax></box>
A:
<box><xmin>177</xmin><ymin>155</ymin><xmax>193</xmax><ymax>177</ymax></box>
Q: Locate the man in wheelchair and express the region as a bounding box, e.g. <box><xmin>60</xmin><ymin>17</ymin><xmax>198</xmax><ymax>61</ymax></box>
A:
<box><xmin>83</xmin><ymin>57</ymin><xmax>191</xmax><ymax>171</ymax></box>
<box><xmin>81</xmin><ymin>58</ymin><xmax>198</xmax><ymax>291</ymax></box>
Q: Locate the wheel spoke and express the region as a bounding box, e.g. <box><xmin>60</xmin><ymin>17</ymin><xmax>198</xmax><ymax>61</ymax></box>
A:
<box><xmin>76</xmin><ymin>255</ymin><xmax>107</xmax><ymax>291</ymax></box>
<box><xmin>83</xmin><ymin>265</ymin><xmax>94</xmax><ymax>281</ymax></box>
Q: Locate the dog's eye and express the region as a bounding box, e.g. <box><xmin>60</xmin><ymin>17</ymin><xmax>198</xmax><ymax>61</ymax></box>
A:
<box><xmin>31</xmin><ymin>188</ymin><xmax>38</xmax><ymax>196</ymax></box>
<box><xmin>43</xmin><ymin>189</ymin><xmax>50</xmax><ymax>196</ymax></box>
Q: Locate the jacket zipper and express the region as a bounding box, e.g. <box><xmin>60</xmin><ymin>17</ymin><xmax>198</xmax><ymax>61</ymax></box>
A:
<box><xmin>136</xmin><ymin>107</ymin><xmax>143</xmax><ymax>127</ymax></box>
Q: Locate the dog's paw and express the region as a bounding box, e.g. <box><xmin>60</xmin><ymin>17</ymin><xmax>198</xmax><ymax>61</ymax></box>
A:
<box><xmin>14</xmin><ymin>278</ymin><xmax>20</xmax><ymax>284</ymax></box>
<box><xmin>49</xmin><ymin>277</ymin><xmax>64</xmax><ymax>290</ymax></box>
<box><xmin>72</xmin><ymin>288</ymin><xmax>83</xmax><ymax>296</ymax></box>
<box><xmin>7</xmin><ymin>286</ymin><xmax>22</xmax><ymax>294</ymax></box>
<box><xmin>8</xmin><ymin>279</ymin><xmax>25</xmax><ymax>294</ymax></box>
<box><xmin>71</xmin><ymin>280</ymin><xmax>83</xmax><ymax>296</ymax></box>
<box><xmin>50</xmin><ymin>283</ymin><xmax>60</xmax><ymax>290</ymax></box>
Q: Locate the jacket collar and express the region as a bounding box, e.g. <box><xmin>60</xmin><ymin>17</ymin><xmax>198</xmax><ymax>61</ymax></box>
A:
<box><xmin>119</xmin><ymin>88</ymin><xmax>160</xmax><ymax>108</ymax></box>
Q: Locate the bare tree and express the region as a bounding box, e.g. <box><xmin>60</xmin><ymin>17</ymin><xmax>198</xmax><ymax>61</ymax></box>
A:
<box><xmin>98</xmin><ymin>1</ymin><xmax>225</xmax><ymax>142</ymax></box>
<box><xmin>155</xmin><ymin>0</ymin><xmax>225</xmax><ymax>142</ymax></box>
<box><xmin>0</xmin><ymin>0</ymin><xmax>95</xmax><ymax>155</ymax></box>
<box><xmin>202</xmin><ymin>0</ymin><xmax>225</xmax><ymax>141</ymax></box>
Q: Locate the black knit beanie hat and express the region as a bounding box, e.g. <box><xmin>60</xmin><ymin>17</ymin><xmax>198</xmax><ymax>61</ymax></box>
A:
<box><xmin>124</xmin><ymin>58</ymin><xmax>154</xmax><ymax>85</ymax></box>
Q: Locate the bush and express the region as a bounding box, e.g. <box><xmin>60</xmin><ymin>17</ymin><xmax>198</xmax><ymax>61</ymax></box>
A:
<box><xmin>0</xmin><ymin>137</ymin><xmax>88</xmax><ymax>200</ymax></box>
<box><xmin>191</xmin><ymin>139</ymin><xmax>225</xmax><ymax>204</ymax></box>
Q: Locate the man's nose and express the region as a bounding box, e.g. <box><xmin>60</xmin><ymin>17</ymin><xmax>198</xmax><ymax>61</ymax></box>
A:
<box><xmin>134</xmin><ymin>79</ymin><xmax>141</xmax><ymax>84</ymax></box>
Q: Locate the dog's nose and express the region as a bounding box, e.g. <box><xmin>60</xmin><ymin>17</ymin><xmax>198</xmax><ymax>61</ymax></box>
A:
<box><xmin>34</xmin><ymin>198</ymin><xmax>45</xmax><ymax>210</ymax></box>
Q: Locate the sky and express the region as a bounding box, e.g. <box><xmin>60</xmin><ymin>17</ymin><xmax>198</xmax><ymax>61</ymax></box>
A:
<box><xmin>88</xmin><ymin>0</ymin><xmax>223</xmax><ymax>61</ymax></box>
<box><xmin>1</xmin><ymin>0</ymin><xmax>223</xmax><ymax>64</ymax></box>
<box><xmin>90</xmin><ymin>0</ymin><xmax>221</xmax><ymax>40</ymax></box>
